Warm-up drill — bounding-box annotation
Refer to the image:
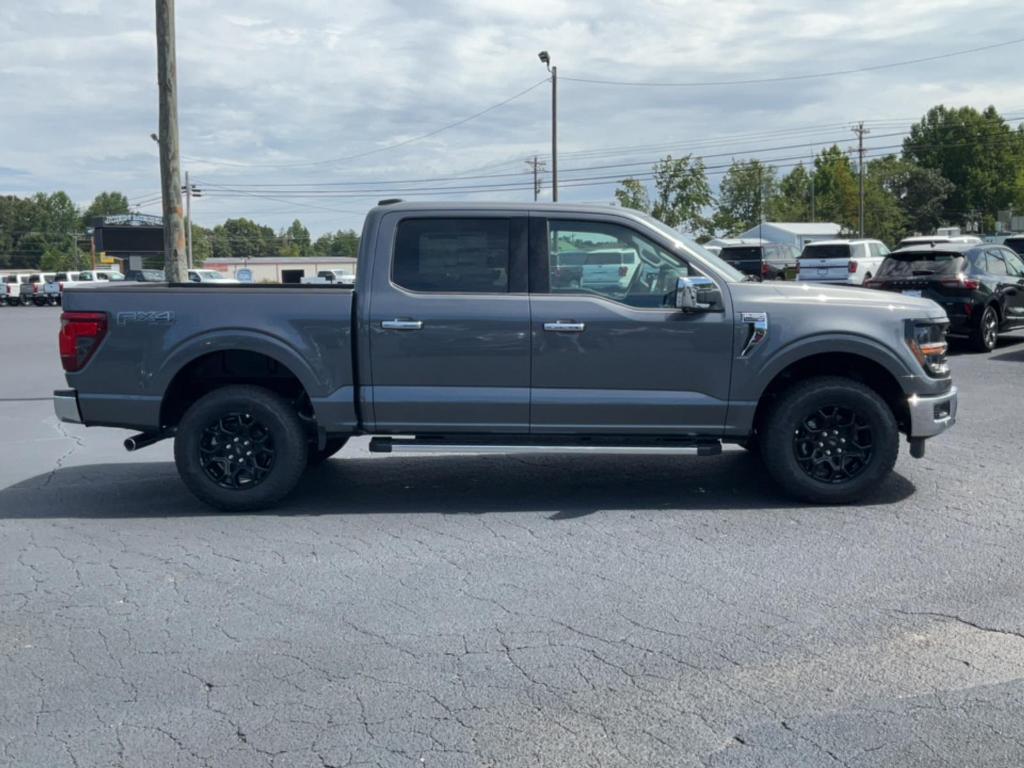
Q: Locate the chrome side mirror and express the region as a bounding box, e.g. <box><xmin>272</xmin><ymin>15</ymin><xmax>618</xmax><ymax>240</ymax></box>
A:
<box><xmin>675</xmin><ymin>276</ymin><xmax>720</xmax><ymax>312</ymax></box>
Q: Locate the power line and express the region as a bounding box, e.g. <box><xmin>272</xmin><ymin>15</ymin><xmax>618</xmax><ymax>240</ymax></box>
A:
<box><xmin>181</xmin><ymin>77</ymin><xmax>550</xmax><ymax>170</ymax></box>
<box><xmin>560</xmin><ymin>36</ymin><xmax>1024</xmax><ymax>87</ymax></box>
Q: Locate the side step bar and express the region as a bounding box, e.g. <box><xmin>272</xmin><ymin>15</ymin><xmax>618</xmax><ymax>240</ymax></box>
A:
<box><xmin>369</xmin><ymin>436</ymin><xmax>722</xmax><ymax>456</ymax></box>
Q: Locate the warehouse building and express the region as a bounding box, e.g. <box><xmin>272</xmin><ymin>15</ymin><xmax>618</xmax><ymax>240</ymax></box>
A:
<box><xmin>202</xmin><ymin>256</ymin><xmax>357</xmax><ymax>283</ymax></box>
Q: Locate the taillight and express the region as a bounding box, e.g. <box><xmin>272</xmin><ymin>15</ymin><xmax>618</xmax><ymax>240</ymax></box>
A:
<box><xmin>761</xmin><ymin>262</ymin><xmax>770</xmax><ymax>276</ymax></box>
<box><xmin>619</xmin><ymin>266</ymin><xmax>628</xmax><ymax>277</ymax></box>
<box><xmin>33</xmin><ymin>283</ymin><xmax>39</xmax><ymax>293</ymax></box>
<box><xmin>59</xmin><ymin>312</ymin><xmax>108</xmax><ymax>372</ymax></box>
<box><xmin>849</xmin><ymin>261</ymin><xmax>859</xmax><ymax>273</ymax></box>
<box><xmin>795</xmin><ymin>262</ymin><xmax>801</xmax><ymax>274</ymax></box>
<box><xmin>938</xmin><ymin>273</ymin><xmax>979</xmax><ymax>290</ymax></box>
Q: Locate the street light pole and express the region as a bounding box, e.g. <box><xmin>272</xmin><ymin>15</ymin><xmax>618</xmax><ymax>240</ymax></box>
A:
<box><xmin>538</xmin><ymin>51</ymin><xmax>557</xmax><ymax>201</ymax></box>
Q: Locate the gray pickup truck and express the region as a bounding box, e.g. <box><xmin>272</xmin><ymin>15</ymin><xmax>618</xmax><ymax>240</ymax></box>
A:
<box><xmin>54</xmin><ymin>202</ymin><xmax>957</xmax><ymax>510</ymax></box>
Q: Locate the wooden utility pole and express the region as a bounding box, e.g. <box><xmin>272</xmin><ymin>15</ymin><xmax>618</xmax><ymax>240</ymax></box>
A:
<box><xmin>525</xmin><ymin>156</ymin><xmax>546</xmax><ymax>201</ymax></box>
<box><xmin>156</xmin><ymin>0</ymin><xmax>188</xmax><ymax>282</ymax></box>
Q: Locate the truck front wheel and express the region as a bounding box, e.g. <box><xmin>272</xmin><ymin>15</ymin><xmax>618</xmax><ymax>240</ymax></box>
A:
<box><xmin>760</xmin><ymin>376</ymin><xmax>899</xmax><ymax>504</ymax></box>
<box><xmin>174</xmin><ymin>385</ymin><xmax>308</xmax><ymax>511</ymax></box>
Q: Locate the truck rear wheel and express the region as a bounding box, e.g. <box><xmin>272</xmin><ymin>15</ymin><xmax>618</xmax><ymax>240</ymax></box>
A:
<box><xmin>174</xmin><ymin>385</ymin><xmax>308</xmax><ymax>511</ymax></box>
<box><xmin>760</xmin><ymin>376</ymin><xmax>898</xmax><ymax>504</ymax></box>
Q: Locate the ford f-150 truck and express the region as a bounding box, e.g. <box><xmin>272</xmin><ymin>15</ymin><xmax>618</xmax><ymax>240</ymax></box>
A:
<box><xmin>53</xmin><ymin>202</ymin><xmax>957</xmax><ymax>510</ymax></box>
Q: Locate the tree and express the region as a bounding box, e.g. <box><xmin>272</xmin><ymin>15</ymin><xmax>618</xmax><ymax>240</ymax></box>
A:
<box><xmin>210</xmin><ymin>218</ymin><xmax>280</xmax><ymax>259</ymax></box>
<box><xmin>774</xmin><ymin>164</ymin><xmax>812</xmax><ymax>222</ymax></box>
<box><xmin>713</xmin><ymin>159</ymin><xmax>778</xmax><ymax>235</ymax></box>
<box><xmin>614</xmin><ymin>178</ymin><xmax>651</xmax><ymax>213</ymax></box>
<box><xmin>903</xmin><ymin>105</ymin><xmax>1023</xmax><ymax>228</ymax></box>
<box><xmin>812</xmin><ymin>146</ymin><xmax>859</xmax><ymax>231</ymax></box>
<box><xmin>280</xmin><ymin>219</ymin><xmax>312</xmax><ymax>258</ymax></box>
<box><xmin>81</xmin><ymin>191</ymin><xmax>130</xmax><ymax>226</ymax></box>
<box><xmin>313</xmin><ymin>229</ymin><xmax>360</xmax><ymax>259</ymax></box>
<box><xmin>871</xmin><ymin>156</ymin><xmax>954</xmax><ymax>235</ymax></box>
<box><xmin>650</xmin><ymin>154</ymin><xmax>714</xmax><ymax>238</ymax></box>
<box><xmin>862</xmin><ymin>157</ymin><xmax>908</xmax><ymax>245</ymax></box>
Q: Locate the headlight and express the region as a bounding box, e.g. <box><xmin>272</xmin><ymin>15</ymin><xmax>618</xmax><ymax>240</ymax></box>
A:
<box><xmin>905</xmin><ymin>320</ymin><xmax>949</xmax><ymax>377</ymax></box>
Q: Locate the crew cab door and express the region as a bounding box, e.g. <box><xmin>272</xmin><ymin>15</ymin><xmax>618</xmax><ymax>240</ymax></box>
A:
<box><xmin>366</xmin><ymin>212</ymin><xmax>530</xmax><ymax>432</ymax></box>
<box><xmin>529</xmin><ymin>215</ymin><xmax>734</xmax><ymax>434</ymax></box>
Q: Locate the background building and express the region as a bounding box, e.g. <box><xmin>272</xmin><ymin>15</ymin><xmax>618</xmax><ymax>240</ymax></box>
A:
<box><xmin>203</xmin><ymin>256</ymin><xmax>357</xmax><ymax>283</ymax></box>
<box><xmin>731</xmin><ymin>222</ymin><xmax>842</xmax><ymax>250</ymax></box>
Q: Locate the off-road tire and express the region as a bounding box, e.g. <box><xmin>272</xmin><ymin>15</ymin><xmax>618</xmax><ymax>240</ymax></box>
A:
<box><xmin>760</xmin><ymin>376</ymin><xmax>899</xmax><ymax>504</ymax></box>
<box><xmin>174</xmin><ymin>385</ymin><xmax>308</xmax><ymax>511</ymax></box>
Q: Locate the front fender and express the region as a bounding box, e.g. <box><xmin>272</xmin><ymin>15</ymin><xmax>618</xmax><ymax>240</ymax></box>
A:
<box><xmin>742</xmin><ymin>333</ymin><xmax>918</xmax><ymax>403</ymax></box>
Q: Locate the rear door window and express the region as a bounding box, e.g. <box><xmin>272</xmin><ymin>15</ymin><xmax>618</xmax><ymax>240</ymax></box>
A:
<box><xmin>1003</xmin><ymin>250</ymin><xmax>1024</xmax><ymax>277</ymax></box>
<box><xmin>800</xmin><ymin>244</ymin><xmax>852</xmax><ymax>260</ymax></box>
<box><xmin>393</xmin><ymin>218</ymin><xmax>510</xmax><ymax>293</ymax></box>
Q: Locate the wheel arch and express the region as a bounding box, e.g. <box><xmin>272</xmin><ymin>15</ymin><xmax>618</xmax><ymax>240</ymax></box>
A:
<box><xmin>158</xmin><ymin>339</ymin><xmax>322</xmax><ymax>430</ymax></box>
<box><xmin>749</xmin><ymin>347</ymin><xmax>911</xmax><ymax>438</ymax></box>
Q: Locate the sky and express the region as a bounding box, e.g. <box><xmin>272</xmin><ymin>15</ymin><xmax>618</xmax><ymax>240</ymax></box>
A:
<box><xmin>2</xmin><ymin>0</ymin><xmax>1024</xmax><ymax>236</ymax></box>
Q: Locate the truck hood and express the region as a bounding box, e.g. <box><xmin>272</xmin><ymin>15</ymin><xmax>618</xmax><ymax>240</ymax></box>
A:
<box><xmin>733</xmin><ymin>281</ymin><xmax>948</xmax><ymax>321</ymax></box>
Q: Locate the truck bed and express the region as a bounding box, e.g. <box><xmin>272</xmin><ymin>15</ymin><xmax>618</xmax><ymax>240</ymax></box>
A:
<box><xmin>61</xmin><ymin>283</ymin><xmax>357</xmax><ymax>434</ymax></box>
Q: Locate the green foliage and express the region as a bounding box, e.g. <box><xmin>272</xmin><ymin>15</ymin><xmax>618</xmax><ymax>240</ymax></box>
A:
<box><xmin>614</xmin><ymin>178</ymin><xmax>651</xmax><ymax>212</ymax></box>
<box><xmin>313</xmin><ymin>229</ymin><xmax>360</xmax><ymax>259</ymax></box>
<box><xmin>0</xmin><ymin>192</ymin><xmax>82</xmax><ymax>268</ymax></box>
<box><xmin>210</xmin><ymin>218</ymin><xmax>280</xmax><ymax>260</ymax></box>
<box><xmin>81</xmin><ymin>191</ymin><xmax>130</xmax><ymax>226</ymax></box>
<box><xmin>812</xmin><ymin>145</ymin><xmax>859</xmax><ymax>232</ymax></box>
<box><xmin>281</xmin><ymin>219</ymin><xmax>313</xmax><ymax>258</ymax></box>
<box><xmin>903</xmin><ymin>105</ymin><xmax>1023</xmax><ymax>227</ymax></box>
<box><xmin>774</xmin><ymin>164</ymin><xmax>813</xmax><ymax>222</ymax></box>
<box><xmin>870</xmin><ymin>155</ymin><xmax>954</xmax><ymax>236</ymax></box>
<box><xmin>713</xmin><ymin>159</ymin><xmax>778</xmax><ymax>235</ymax></box>
<box><xmin>650</xmin><ymin>155</ymin><xmax>715</xmax><ymax>238</ymax></box>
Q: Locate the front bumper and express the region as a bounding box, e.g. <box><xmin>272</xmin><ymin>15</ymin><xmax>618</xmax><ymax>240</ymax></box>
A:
<box><xmin>907</xmin><ymin>386</ymin><xmax>957</xmax><ymax>439</ymax></box>
<box><xmin>53</xmin><ymin>389</ymin><xmax>82</xmax><ymax>424</ymax></box>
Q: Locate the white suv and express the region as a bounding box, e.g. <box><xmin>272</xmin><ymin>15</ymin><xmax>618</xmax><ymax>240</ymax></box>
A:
<box><xmin>797</xmin><ymin>239</ymin><xmax>889</xmax><ymax>286</ymax></box>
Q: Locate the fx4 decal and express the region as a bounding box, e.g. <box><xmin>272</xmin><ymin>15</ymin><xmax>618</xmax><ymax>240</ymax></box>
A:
<box><xmin>116</xmin><ymin>311</ymin><xmax>175</xmax><ymax>327</ymax></box>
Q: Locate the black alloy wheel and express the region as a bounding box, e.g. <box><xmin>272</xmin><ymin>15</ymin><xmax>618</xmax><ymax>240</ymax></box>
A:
<box><xmin>792</xmin><ymin>405</ymin><xmax>874</xmax><ymax>484</ymax></box>
<box><xmin>198</xmin><ymin>412</ymin><xmax>276</xmax><ymax>489</ymax></box>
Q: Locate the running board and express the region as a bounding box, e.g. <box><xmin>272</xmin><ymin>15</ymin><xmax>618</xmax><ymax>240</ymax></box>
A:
<box><xmin>369</xmin><ymin>436</ymin><xmax>722</xmax><ymax>456</ymax></box>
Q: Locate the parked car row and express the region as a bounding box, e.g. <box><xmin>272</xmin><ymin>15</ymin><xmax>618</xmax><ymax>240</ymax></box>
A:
<box><xmin>0</xmin><ymin>269</ymin><xmax>128</xmax><ymax>306</ymax></box>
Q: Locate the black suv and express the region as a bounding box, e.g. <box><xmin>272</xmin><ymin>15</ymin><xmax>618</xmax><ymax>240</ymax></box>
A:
<box><xmin>718</xmin><ymin>241</ymin><xmax>800</xmax><ymax>281</ymax></box>
<box><xmin>866</xmin><ymin>243</ymin><xmax>1024</xmax><ymax>351</ymax></box>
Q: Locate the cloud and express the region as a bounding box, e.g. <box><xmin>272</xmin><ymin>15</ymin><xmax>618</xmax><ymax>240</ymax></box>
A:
<box><xmin>0</xmin><ymin>0</ymin><xmax>1022</xmax><ymax>232</ymax></box>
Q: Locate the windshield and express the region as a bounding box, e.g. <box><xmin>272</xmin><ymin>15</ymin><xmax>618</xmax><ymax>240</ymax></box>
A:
<box><xmin>876</xmin><ymin>251</ymin><xmax>964</xmax><ymax>278</ymax></box>
<box><xmin>634</xmin><ymin>212</ymin><xmax>746</xmax><ymax>282</ymax></box>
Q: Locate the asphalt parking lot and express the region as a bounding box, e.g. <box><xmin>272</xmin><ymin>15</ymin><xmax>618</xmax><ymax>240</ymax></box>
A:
<box><xmin>2</xmin><ymin>306</ymin><xmax>1024</xmax><ymax>767</ymax></box>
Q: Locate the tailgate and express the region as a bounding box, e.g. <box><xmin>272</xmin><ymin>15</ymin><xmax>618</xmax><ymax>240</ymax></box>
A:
<box><xmin>799</xmin><ymin>257</ymin><xmax>849</xmax><ymax>282</ymax></box>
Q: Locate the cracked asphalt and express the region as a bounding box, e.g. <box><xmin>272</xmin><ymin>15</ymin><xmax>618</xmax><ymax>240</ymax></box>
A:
<box><xmin>3</xmin><ymin>306</ymin><xmax>1024</xmax><ymax>767</ymax></box>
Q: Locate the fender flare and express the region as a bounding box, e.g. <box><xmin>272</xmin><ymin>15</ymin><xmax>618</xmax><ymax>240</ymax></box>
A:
<box><xmin>156</xmin><ymin>329</ymin><xmax>328</xmax><ymax>413</ymax></box>
<box><xmin>742</xmin><ymin>332</ymin><xmax>916</xmax><ymax>404</ymax></box>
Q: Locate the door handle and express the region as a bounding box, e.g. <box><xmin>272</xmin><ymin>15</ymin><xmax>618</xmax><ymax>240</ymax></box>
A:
<box><xmin>381</xmin><ymin>319</ymin><xmax>423</xmax><ymax>330</ymax></box>
<box><xmin>543</xmin><ymin>321</ymin><xmax>586</xmax><ymax>332</ymax></box>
